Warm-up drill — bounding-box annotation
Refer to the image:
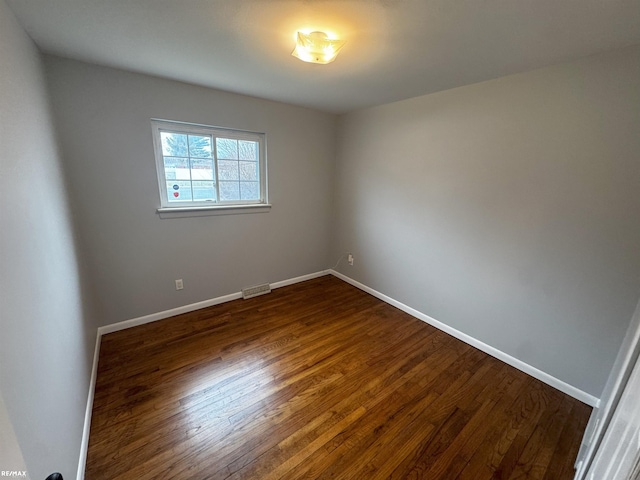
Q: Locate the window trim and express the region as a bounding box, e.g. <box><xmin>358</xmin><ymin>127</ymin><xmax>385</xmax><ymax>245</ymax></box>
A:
<box><xmin>151</xmin><ymin>119</ymin><xmax>267</xmax><ymax>210</ymax></box>
<box><xmin>156</xmin><ymin>203</ymin><xmax>272</xmax><ymax>219</ymax></box>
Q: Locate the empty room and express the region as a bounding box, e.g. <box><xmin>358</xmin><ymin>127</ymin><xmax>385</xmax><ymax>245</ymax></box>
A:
<box><xmin>1</xmin><ymin>1</ymin><xmax>640</xmax><ymax>479</ymax></box>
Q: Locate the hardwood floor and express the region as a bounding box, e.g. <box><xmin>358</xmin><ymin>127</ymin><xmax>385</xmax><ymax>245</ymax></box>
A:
<box><xmin>85</xmin><ymin>275</ymin><xmax>591</xmax><ymax>479</ymax></box>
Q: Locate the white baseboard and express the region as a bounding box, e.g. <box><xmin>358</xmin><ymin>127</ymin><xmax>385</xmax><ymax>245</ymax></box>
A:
<box><xmin>98</xmin><ymin>292</ymin><xmax>243</xmax><ymax>336</ymax></box>
<box><xmin>271</xmin><ymin>270</ymin><xmax>330</xmax><ymax>289</ymax></box>
<box><xmin>77</xmin><ymin>269</ymin><xmax>330</xmax><ymax>479</ymax></box>
<box><xmin>330</xmin><ymin>269</ymin><xmax>600</xmax><ymax>408</ymax></box>
<box><xmin>76</xmin><ymin>331</ymin><xmax>101</xmax><ymax>480</ymax></box>
<box><xmin>98</xmin><ymin>270</ymin><xmax>331</xmax><ymax>336</ymax></box>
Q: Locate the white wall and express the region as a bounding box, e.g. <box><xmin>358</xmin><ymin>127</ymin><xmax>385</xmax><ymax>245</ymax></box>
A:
<box><xmin>44</xmin><ymin>57</ymin><xmax>337</xmax><ymax>326</ymax></box>
<box><xmin>0</xmin><ymin>1</ymin><xmax>97</xmax><ymax>478</ymax></box>
<box><xmin>332</xmin><ymin>45</ymin><xmax>640</xmax><ymax>398</ymax></box>
<box><xmin>0</xmin><ymin>393</ymin><xmax>28</xmax><ymax>479</ymax></box>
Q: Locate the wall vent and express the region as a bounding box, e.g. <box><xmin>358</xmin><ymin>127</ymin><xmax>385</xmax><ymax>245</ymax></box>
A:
<box><xmin>242</xmin><ymin>283</ymin><xmax>271</xmax><ymax>299</ymax></box>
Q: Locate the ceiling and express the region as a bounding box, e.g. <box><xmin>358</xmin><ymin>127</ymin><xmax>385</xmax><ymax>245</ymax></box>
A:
<box><xmin>7</xmin><ymin>0</ymin><xmax>640</xmax><ymax>114</ymax></box>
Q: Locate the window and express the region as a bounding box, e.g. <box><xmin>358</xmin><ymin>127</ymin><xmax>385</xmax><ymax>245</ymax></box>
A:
<box><xmin>151</xmin><ymin>120</ymin><xmax>267</xmax><ymax>210</ymax></box>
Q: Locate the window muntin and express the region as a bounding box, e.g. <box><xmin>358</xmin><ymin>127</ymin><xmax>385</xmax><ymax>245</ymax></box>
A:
<box><xmin>152</xmin><ymin>120</ymin><xmax>266</xmax><ymax>208</ymax></box>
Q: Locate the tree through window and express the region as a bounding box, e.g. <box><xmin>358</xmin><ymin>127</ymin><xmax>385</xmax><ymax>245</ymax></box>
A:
<box><xmin>152</xmin><ymin>120</ymin><xmax>266</xmax><ymax>208</ymax></box>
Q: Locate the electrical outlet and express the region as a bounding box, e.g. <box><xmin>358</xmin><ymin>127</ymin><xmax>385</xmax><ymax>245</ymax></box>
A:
<box><xmin>348</xmin><ymin>254</ymin><xmax>354</xmax><ymax>266</ymax></box>
<box><xmin>175</xmin><ymin>279</ymin><xmax>184</xmax><ymax>290</ymax></box>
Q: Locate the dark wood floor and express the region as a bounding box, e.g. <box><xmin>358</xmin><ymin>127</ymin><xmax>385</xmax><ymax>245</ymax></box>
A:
<box><xmin>85</xmin><ymin>275</ymin><xmax>591</xmax><ymax>479</ymax></box>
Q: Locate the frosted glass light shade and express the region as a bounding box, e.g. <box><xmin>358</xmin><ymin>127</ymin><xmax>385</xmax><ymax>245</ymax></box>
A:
<box><xmin>292</xmin><ymin>31</ymin><xmax>345</xmax><ymax>64</ymax></box>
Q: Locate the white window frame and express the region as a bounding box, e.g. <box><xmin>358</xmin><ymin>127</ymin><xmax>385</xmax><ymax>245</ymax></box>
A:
<box><xmin>151</xmin><ymin>119</ymin><xmax>268</xmax><ymax>212</ymax></box>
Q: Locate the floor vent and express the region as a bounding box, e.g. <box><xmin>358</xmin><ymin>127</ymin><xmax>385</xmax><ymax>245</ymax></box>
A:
<box><xmin>242</xmin><ymin>283</ymin><xmax>271</xmax><ymax>299</ymax></box>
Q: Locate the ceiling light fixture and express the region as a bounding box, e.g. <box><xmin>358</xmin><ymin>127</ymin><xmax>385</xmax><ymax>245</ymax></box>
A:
<box><xmin>291</xmin><ymin>31</ymin><xmax>345</xmax><ymax>64</ymax></box>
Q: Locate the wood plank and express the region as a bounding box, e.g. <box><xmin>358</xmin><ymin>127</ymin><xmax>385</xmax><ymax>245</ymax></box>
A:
<box><xmin>84</xmin><ymin>275</ymin><xmax>591</xmax><ymax>479</ymax></box>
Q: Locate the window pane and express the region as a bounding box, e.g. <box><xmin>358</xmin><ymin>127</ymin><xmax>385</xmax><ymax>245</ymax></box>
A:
<box><xmin>161</xmin><ymin>132</ymin><xmax>188</xmax><ymax>157</ymax></box>
<box><xmin>239</xmin><ymin>161</ymin><xmax>258</xmax><ymax>181</ymax></box>
<box><xmin>192</xmin><ymin>181</ymin><xmax>216</xmax><ymax>201</ymax></box>
<box><xmin>164</xmin><ymin>157</ymin><xmax>190</xmax><ymax>180</ymax></box>
<box><xmin>217</xmin><ymin>138</ymin><xmax>238</xmax><ymax>159</ymax></box>
<box><xmin>188</xmin><ymin>135</ymin><xmax>212</xmax><ymax>158</ymax></box>
<box><xmin>239</xmin><ymin>140</ymin><xmax>258</xmax><ymax>161</ymax></box>
<box><xmin>154</xmin><ymin>121</ymin><xmax>265</xmax><ymax>208</ymax></box>
<box><xmin>219</xmin><ymin>181</ymin><xmax>240</xmax><ymax>201</ymax></box>
<box><xmin>218</xmin><ymin>160</ymin><xmax>239</xmax><ymax>180</ymax></box>
<box><xmin>190</xmin><ymin>158</ymin><xmax>214</xmax><ymax>180</ymax></box>
<box><xmin>240</xmin><ymin>181</ymin><xmax>260</xmax><ymax>200</ymax></box>
<box><xmin>166</xmin><ymin>181</ymin><xmax>192</xmax><ymax>202</ymax></box>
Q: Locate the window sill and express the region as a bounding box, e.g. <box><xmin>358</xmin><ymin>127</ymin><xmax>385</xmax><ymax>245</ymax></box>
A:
<box><xmin>157</xmin><ymin>204</ymin><xmax>271</xmax><ymax>219</ymax></box>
